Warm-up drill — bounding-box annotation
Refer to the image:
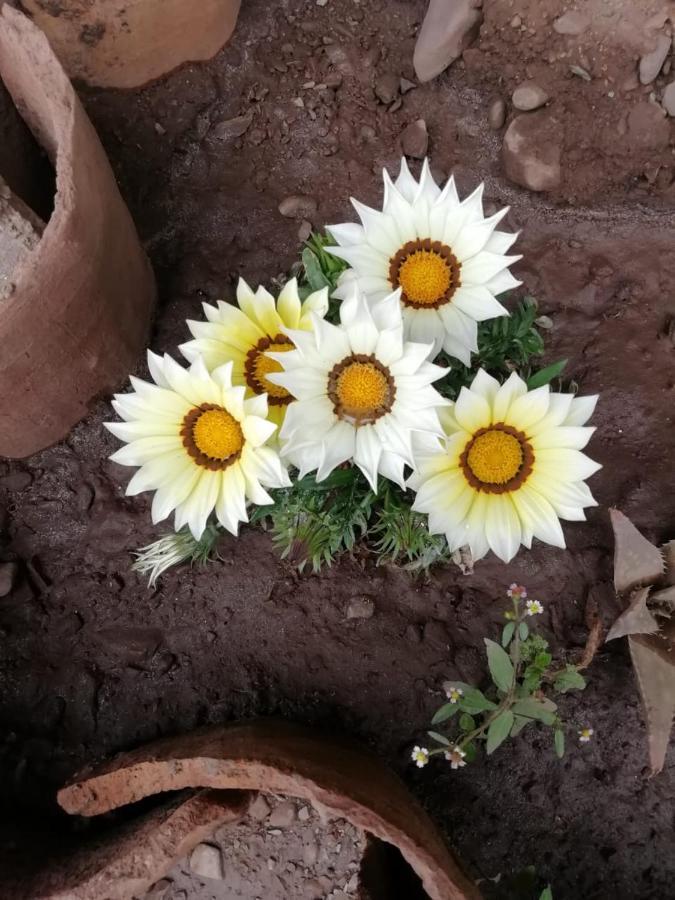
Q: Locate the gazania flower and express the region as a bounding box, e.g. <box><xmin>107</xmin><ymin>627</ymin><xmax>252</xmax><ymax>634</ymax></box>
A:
<box><xmin>326</xmin><ymin>158</ymin><xmax>520</xmax><ymax>365</ymax></box>
<box><xmin>409</xmin><ymin>369</ymin><xmax>600</xmax><ymax>563</ymax></box>
<box><xmin>179</xmin><ymin>278</ymin><xmax>329</xmax><ymax>430</ymax></box>
<box><xmin>266</xmin><ymin>286</ymin><xmax>449</xmax><ymax>491</ymax></box>
<box><xmin>411</xmin><ymin>746</ymin><xmax>429</xmax><ymax>768</ymax></box>
<box><xmin>105</xmin><ymin>352</ymin><xmax>290</xmax><ymax>540</ymax></box>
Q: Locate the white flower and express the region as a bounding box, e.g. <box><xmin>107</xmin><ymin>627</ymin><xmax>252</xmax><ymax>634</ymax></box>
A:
<box><xmin>507</xmin><ymin>583</ymin><xmax>527</xmax><ymax>600</ymax></box>
<box><xmin>446</xmin><ymin>686</ymin><xmax>464</xmax><ymax>704</ymax></box>
<box><xmin>409</xmin><ymin>369</ymin><xmax>601</xmax><ymax>563</ymax></box>
<box><xmin>444</xmin><ymin>746</ymin><xmax>467</xmax><ymax>769</ymax></box>
<box><xmin>179</xmin><ymin>278</ymin><xmax>328</xmax><ymax>432</ymax></box>
<box><xmin>105</xmin><ymin>352</ymin><xmax>290</xmax><ymax>540</ymax></box>
<box><xmin>525</xmin><ymin>599</ymin><xmax>544</xmax><ymax>616</ymax></box>
<box><xmin>267</xmin><ymin>285</ymin><xmax>449</xmax><ymax>491</ymax></box>
<box><xmin>411</xmin><ymin>746</ymin><xmax>430</xmax><ymax>768</ymax></box>
<box><xmin>326</xmin><ymin>158</ymin><xmax>521</xmax><ymax>365</ymax></box>
<box><xmin>578</xmin><ymin>727</ymin><xmax>594</xmax><ymax>744</ymax></box>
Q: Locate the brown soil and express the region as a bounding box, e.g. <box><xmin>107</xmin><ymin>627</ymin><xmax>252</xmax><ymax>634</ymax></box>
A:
<box><xmin>1</xmin><ymin>1</ymin><xmax>675</xmax><ymax>898</ymax></box>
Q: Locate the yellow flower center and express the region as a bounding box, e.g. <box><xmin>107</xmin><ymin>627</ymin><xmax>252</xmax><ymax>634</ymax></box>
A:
<box><xmin>245</xmin><ymin>334</ymin><xmax>294</xmax><ymax>405</ymax></box>
<box><xmin>181</xmin><ymin>404</ymin><xmax>244</xmax><ymax>470</ymax></box>
<box><xmin>327</xmin><ymin>354</ymin><xmax>395</xmax><ymax>425</ymax></box>
<box><xmin>389</xmin><ymin>239</ymin><xmax>461</xmax><ymax>309</ymax></box>
<box><xmin>460</xmin><ymin>424</ymin><xmax>534</xmax><ymax>493</ymax></box>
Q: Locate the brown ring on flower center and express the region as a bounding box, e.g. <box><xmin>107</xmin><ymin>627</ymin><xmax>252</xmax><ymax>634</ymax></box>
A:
<box><xmin>244</xmin><ymin>333</ymin><xmax>294</xmax><ymax>405</ymax></box>
<box><xmin>459</xmin><ymin>423</ymin><xmax>535</xmax><ymax>494</ymax></box>
<box><xmin>389</xmin><ymin>238</ymin><xmax>462</xmax><ymax>309</ymax></box>
<box><xmin>181</xmin><ymin>403</ymin><xmax>244</xmax><ymax>471</ymax></box>
<box><xmin>327</xmin><ymin>353</ymin><xmax>396</xmax><ymax>425</ymax></box>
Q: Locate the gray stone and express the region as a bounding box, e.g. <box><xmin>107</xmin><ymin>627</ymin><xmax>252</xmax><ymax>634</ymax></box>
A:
<box><xmin>189</xmin><ymin>843</ymin><xmax>223</xmax><ymax>880</ymax></box>
<box><xmin>413</xmin><ymin>0</ymin><xmax>483</xmax><ymax>82</ymax></box>
<box><xmin>0</xmin><ymin>562</ymin><xmax>17</xmax><ymax>598</ymax></box>
<box><xmin>210</xmin><ymin>111</ymin><xmax>253</xmax><ymax>141</ymax></box>
<box><xmin>639</xmin><ymin>34</ymin><xmax>672</xmax><ymax>85</ymax></box>
<box><xmin>662</xmin><ymin>81</ymin><xmax>675</xmax><ymax>115</ymax></box>
<box><xmin>298</xmin><ymin>805</ymin><xmax>311</xmax><ymax>821</ymax></box>
<box><xmin>488</xmin><ymin>97</ymin><xmax>506</xmax><ymax>130</ymax></box>
<box><xmin>249</xmin><ymin>793</ymin><xmax>271</xmax><ymax>820</ymax></box>
<box><xmin>502</xmin><ymin>112</ymin><xmax>562</xmax><ymax>192</ymax></box>
<box><xmin>400</xmin><ymin>77</ymin><xmax>416</xmax><ymax>94</ymax></box>
<box><xmin>297</xmin><ymin>219</ymin><xmax>312</xmax><ymax>242</ymax></box>
<box><xmin>512</xmin><ymin>81</ymin><xmax>549</xmax><ymax>111</ymax></box>
<box><xmin>373</xmin><ymin>71</ymin><xmax>399</xmax><ymax>104</ymax></box>
<box><xmin>400</xmin><ymin>118</ymin><xmax>428</xmax><ymax>158</ymax></box>
<box><xmin>267</xmin><ymin>800</ymin><xmax>296</xmax><ymax>828</ymax></box>
<box><xmin>627</xmin><ymin>102</ymin><xmax>670</xmax><ymax>150</ymax></box>
<box><xmin>278</xmin><ymin>195</ymin><xmax>318</xmax><ymax>219</ymax></box>
<box><xmin>553</xmin><ymin>11</ymin><xmax>590</xmax><ymax>35</ymax></box>
<box><xmin>0</xmin><ymin>176</ymin><xmax>44</xmax><ymax>301</ymax></box>
<box><xmin>346</xmin><ymin>596</ymin><xmax>375</xmax><ymax>619</ymax></box>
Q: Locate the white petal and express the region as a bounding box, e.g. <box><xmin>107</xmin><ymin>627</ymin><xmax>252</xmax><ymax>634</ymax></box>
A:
<box><xmin>484</xmin><ymin>494</ymin><xmax>522</xmax><ymax>562</ymax></box>
<box><xmin>452</xmin><ymin>285</ymin><xmax>509</xmax><ymax>322</ymax></box>
<box><xmin>491</xmin><ymin>372</ymin><xmax>528</xmax><ymax>422</ymax></box>
<box><xmin>565</xmin><ymin>394</ymin><xmax>599</xmax><ymax>426</ymax></box>
<box><xmin>316</xmin><ymin>421</ymin><xmax>356</xmax><ymax>480</ymax></box>
<box><xmin>276</xmin><ymin>277</ymin><xmax>302</xmax><ymax>326</ymax></box>
<box><xmin>511</xmin><ymin>484</ymin><xmax>566</xmax><ymax>549</ymax></box>
<box><xmin>242</xmin><ymin>415</ymin><xmax>276</xmax><ymax>448</ymax></box>
<box><xmin>394</xmin><ymin>156</ymin><xmax>420</xmax><ymax>202</ymax></box>
<box><xmin>506</xmin><ymin>385</ymin><xmax>551</xmax><ymax>432</ymax></box>
<box><xmin>535</xmin><ymin>448</ymin><xmax>602</xmax><ymax>482</ymax></box>
<box><xmin>354</xmin><ymin>426</ymin><xmax>383</xmax><ymax>491</ymax></box>
<box><xmin>454</xmin><ymin>387</ymin><xmax>491</xmax><ymax>433</ymax></box>
<box><xmin>326</xmin><ymin>222</ymin><xmax>366</xmax><ymax>247</ymax></box>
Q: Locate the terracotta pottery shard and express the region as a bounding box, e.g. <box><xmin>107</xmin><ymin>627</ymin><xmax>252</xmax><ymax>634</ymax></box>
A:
<box><xmin>0</xmin><ymin>6</ymin><xmax>155</xmax><ymax>457</ymax></box>
<box><xmin>3</xmin><ymin>790</ymin><xmax>250</xmax><ymax>900</ymax></box>
<box><xmin>609</xmin><ymin>509</ymin><xmax>664</xmax><ymax>595</ymax></box>
<box><xmin>606</xmin><ymin>587</ymin><xmax>660</xmax><ymax>642</ymax></box>
<box><xmin>58</xmin><ymin>719</ymin><xmax>481</xmax><ymax>900</ymax></box>
<box><xmin>23</xmin><ymin>0</ymin><xmax>241</xmax><ymax>89</ymax></box>
<box><xmin>629</xmin><ymin>620</ymin><xmax>675</xmax><ymax>775</ymax></box>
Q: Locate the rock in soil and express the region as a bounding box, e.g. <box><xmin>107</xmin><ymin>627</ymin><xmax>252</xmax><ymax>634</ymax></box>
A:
<box><xmin>278</xmin><ymin>195</ymin><xmax>318</xmax><ymax>219</ymax></box>
<box><xmin>627</xmin><ymin>102</ymin><xmax>670</xmax><ymax>150</ymax></box>
<box><xmin>373</xmin><ymin>72</ymin><xmax>399</xmax><ymax>105</ymax></box>
<box><xmin>249</xmin><ymin>794</ymin><xmax>271</xmax><ymax>821</ymax></box>
<box><xmin>488</xmin><ymin>97</ymin><xmax>506</xmax><ymax>130</ymax></box>
<box><xmin>209</xmin><ymin>111</ymin><xmax>253</xmax><ymax>141</ymax></box>
<box><xmin>552</xmin><ymin>10</ymin><xmax>590</xmax><ymax>35</ymax></box>
<box><xmin>346</xmin><ymin>596</ymin><xmax>375</xmax><ymax>619</ymax></box>
<box><xmin>639</xmin><ymin>34</ymin><xmax>672</xmax><ymax>85</ymax></box>
<box><xmin>512</xmin><ymin>81</ymin><xmax>550</xmax><ymax>111</ymax></box>
<box><xmin>663</xmin><ymin>81</ymin><xmax>675</xmax><ymax>116</ymax></box>
<box><xmin>0</xmin><ymin>176</ymin><xmax>44</xmax><ymax>300</ymax></box>
<box><xmin>267</xmin><ymin>799</ymin><xmax>296</xmax><ymax>828</ymax></box>
<box><xmin>400</xmin><ymin>118</ymin><xmax>428</xmax><ymax>159</ymax></box>
<box><xmin>189</xmin><ymin>843</ymin><xmax>224</xmax><ymax>880</ymax></box>
<box><xmin>502</xmin><ymin>111</ymin><xmax>562</xmax><ymax>191</ymax></box>
<box><xmin>0</xmin><ymin>561</ymin><xmax>17</xmax><ymax>597</ymax></box>
<box><xmin>413</xmin><ymin>0</ymin><xmax>482</xmax><ymax>82</ymax></box>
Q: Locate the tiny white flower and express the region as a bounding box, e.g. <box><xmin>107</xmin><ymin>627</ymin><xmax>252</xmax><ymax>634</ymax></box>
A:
<box><xmin>445</xmin><ymin>686</ymin><xmax>464</xmax><ymax>704</ymax></box>
<box><xmin>525</xmin><ymin>599</ymin><xmax>544</xmax><ymax>616</ymax></box>
<box><xmin>444</xmin><ymin>746</ymin><xmax>467</xmax><ymax>769</ymax></box>
<box><xmin>507</xmin><ymin>583</ymin><xmax>527</xmax><ymax>600</ymax></box>
<box><xmin>411</xmin><ymin>745</ymin><xmax>429</xmax><ymax>768</ymax></box>
<box><xmin>578</xmin><ymin>727</ymin><xmax>594</xmax><ymax>744</ymax></box>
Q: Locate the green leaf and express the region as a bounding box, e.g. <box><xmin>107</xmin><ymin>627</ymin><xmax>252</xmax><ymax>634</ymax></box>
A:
<box><xmin>431</xmin><ymin>703</ymin><xmax>461</xmax><ymax>725</ymax></box>
<box><xmin>458</xmin><ymin>688</ymin><xmax>498</xmax><ymax>714</ymax></box>
<box><xmin>554</xmin><ymin>728</ymin><xmax>565</xmax><ymax>759</ymax></box>
<box><xmin>484</xmin><ymin>638</ymin><xmax>515</xmax><ymax>693</ymax></box>
<box><xmin>459</xmin><ymin>713</ymin><xmax>476</xmax><ymax>732</ymax></box>
<box><xmin>539</xmin><ymin>886</ymin><xmax>553</xmax><ymax>900</ymax></box>
<box><xmin>486</xmin><ymin>710</ymin><xmax>515</xmax><ymax>754</ymax></box>
<box><xmin>527</xmin><ymin>358</ymin><xmax>567</xmax><ymax>390</ymax></box>
<box><xmin>554</xmin><ymin>665</ymin><xmax>587</xmax><ymax>694</ymax></box>
<box><xmin>512</xmin><ymin>697</ymin><xmax>558</xmax><ymax>726</ymax></box>
<box><xmin>301</xmin><ymin>247</ymin><xmax>331</xmax><ymax>292</ymax></box>
<box><xmin>427</xmin><ymin>730</ymin><xmax>450</xmax><ymax>746</ymax></box>
<box><xmin>502</xmin><ymin>621</ymin><xmax>516</xmax><ymax>647</ymax></box>
<box><xmin>463</xmin><ymin>741</ymin><xmax>478</xmax><ymax>762</ymax></box>
<box><xmin>519</xmin><ymin>621</ymin><xmax>529</xmax><ymax>641</ymax></box>
<box><xmin>511</xmin><ymin>714</ymin><xmax>530</xmax><ymax>737</ymax></box>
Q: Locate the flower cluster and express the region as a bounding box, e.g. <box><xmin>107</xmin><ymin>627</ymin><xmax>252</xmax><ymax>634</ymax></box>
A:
<box><xmin>106</xmin><ymin>159</ymin><xmax>601</xmax><ymax>572</ymax></box>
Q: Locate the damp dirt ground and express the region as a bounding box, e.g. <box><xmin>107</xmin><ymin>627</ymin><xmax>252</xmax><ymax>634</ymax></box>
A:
<box><xmin>1</xmin><ymin>1</ymin><xmax>675</xmax><ymax>898</ymax></box>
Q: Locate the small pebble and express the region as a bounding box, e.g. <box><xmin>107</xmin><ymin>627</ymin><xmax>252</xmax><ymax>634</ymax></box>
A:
<box><xmin>510</xmin><ymin>14</ymin><xmax>522</xmax><ymax>27</ymax></box>
<box><xmin>512</xmin><ymin>81</ymin><xmax>549</xmax><ymax>111</ymax></box>
<box><xmin>662</xmin><ymin>81</ymin><xmax>675</xmax><ymax>116</ymax></box>
<box><xmin>400</xmin><ymin>118</ymin><xmax>428</xmax><ymax>158</ymax></box>
<box><xmin>488</xmin><ymin>97</ymin><xmax>506</xmax><ymax>130</ymax></box>
<box><xmin>298</xmin><ymin>806</ymin><xmax>311</xmax><ymax>821</ymax></box>
<box><xmin>400</xmin><ymin>77</ymin><xmax>416</xmax><ymax>94</ymax></box>
<box><xmin>298</xmin><ymin>219</ymin><xmax>312</xmax><ymax>242</ymax></box>
<box><xmin>639</xmin><ymin>34</ymin><xmax>672</xmax><ymax>85</ymax></box>
<box><xmin>374</xmin><ymin>71</ymin><xmax>399</xmax><ymax>104</ymax></box>
<box><xmin>346</xmin><ymin>596</ymin><xmax>375</xmax><ymax>619</ymax></box>
<box><xmin>249</xmin><ymin>794</ymin><xmax>271</xmax><ymax>820</ymax></box>
<box><xmin>189</xmin><ymin>843</ymin><xmax>223</xmax><ymax>880</ymax></box>
<box><xmin>267</xmin><ymin>800</ymin><xmax>296</xmax><ymax>828</ymax></box>
<box><xmin>278</xmin><ymin>195</ymin><xmax>318</xmax><ymax>219</ymax></box>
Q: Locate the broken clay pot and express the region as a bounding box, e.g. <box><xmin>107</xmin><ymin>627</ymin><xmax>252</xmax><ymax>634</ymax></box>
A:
<box><xmin>59</xmin><ymin>719</ymin><xmax>482</xmax><ymax>900</ymax></box>
<box><xmin>22</xmin><ymin>0</ymin><xmax>242</xmax><ymax>89</ymax></box>
<box><xmin>0</xmin><ymin>6</ymin><xmax>155</xmax><ymax>458</ymax></box>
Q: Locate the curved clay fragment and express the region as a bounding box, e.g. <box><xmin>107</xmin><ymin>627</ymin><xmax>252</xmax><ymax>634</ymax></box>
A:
<box><xmin>5</xmin><ymin>790</ymin><xmax>251</xmax><ymax>900</ymax></box>
<box><xmin>22</xmin><ymin>0</ymin><xmax>242</xmax><ymax>89</ymax></box>
<box><xmin>59</xmin><ymin>719</ymin><xmax>481</xmax><ymax>900</ymax></box>
<box><xmin>0</xmin><ymin>6</ymin><xmax>155</xmax><ymax>457</ymax></box>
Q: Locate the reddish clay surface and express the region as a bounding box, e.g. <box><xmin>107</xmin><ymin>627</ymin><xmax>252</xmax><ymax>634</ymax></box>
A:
<box><xmin>1</xmin><ymin>1</ymin><xmax>675</xmax><ymax>898</ymax></box>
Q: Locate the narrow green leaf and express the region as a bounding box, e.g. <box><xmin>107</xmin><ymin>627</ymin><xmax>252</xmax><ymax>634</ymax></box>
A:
<box><xmin>486</xmin><ymin>710</ymin><xmax>515</xmax><ymax>754</ymax></box>
<box><xmin>512</xmin><ymin>697</ymin><xmax>558</xmax><ymax>726</ymax></box>
<box><xmin>527</xmin><ymin>358</ymin><xmax>568</xmax><ymax>390</ymax></box>
<box><xmin>301</xmin><ymin>247</ymin><xmax>331</xmax><ymax>292</ymax></box>
<box><xmin>484</xmin><ymin>638</ymin><xmax>515</xmax><ymax>693</ymax></box>
<box><xmin>458</xmin><ymin>688</ymin><xmax>498</xmax><ymax>714</ymax></box>
<box><xmin>511</xmin><ymin>714</ymin><xmax>530</xmax><ymax>737</ymax></box>
<box><xmin>554</xmin><ymin>665</ymin><xmax>587</xmax><ymax>694</ymax></box>
<box><xmin>502</xmin><ymin>621</ymin><xmax>516</xmax><ymax>647</ymax></box>
<box><xmin>431</xmin><ymin>703</ymin><xmax>461</xmax><ymax>725</ymax></box>
<box><xmin>539</xmin><ymin>886</ymin><xmax>553</xmax><ymax>900</ymax></box>
<box><xmin>459</xmin><ymin>713</ymin><xmax>476</xmax><ymax>732</ymax></box>
<box><xmin>519</xmin><ymin>621</ymin><xmax>529</xmax><ymax>641</ymax></box>
<box><xmin>427</xmin><ymin>730</ymin><xmax>450</xmax><ymax>746</ymax></box>
<box><xmin>554</xmin><ymin>729</ymin><xmax>565</xmax><ymax>759</ymax></box>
